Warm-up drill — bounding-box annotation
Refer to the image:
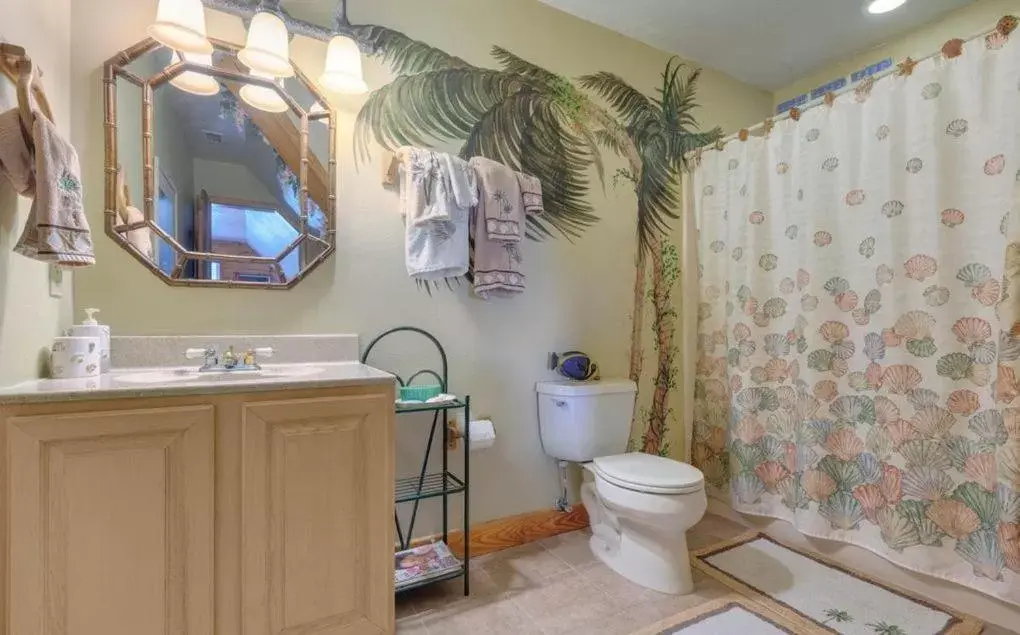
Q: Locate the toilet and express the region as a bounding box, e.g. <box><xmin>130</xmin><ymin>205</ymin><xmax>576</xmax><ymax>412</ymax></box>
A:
<box><xmin>536</xmin><ymin>378</ymin><xmax>707</xmax><ymax>595</ymax></box>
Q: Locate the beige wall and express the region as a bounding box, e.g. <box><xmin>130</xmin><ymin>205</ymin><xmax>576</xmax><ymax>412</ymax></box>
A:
<box><xmin>775</xmin><ymin>0</ymin><xmax>1017</xmax><ymax>108</ymax></box>
<box><xmin>70</xmin><ymin>0</ymin><xmax>771</xmax><ymax>524</ymax></box>
<box><xmin>0</xmin><ymin>0</ymin><xmax>74</xmax><ymax>383</ymax></box>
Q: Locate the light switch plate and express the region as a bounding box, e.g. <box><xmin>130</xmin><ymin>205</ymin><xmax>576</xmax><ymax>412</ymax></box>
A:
<box><xmin>48</xmin><ymin>265</ymin><xmax>63</xmax><ymax>298</ymax></box>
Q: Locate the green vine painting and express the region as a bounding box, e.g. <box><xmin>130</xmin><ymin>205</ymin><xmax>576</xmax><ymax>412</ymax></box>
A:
<box><xmin>350</xmin><ymin>25</ymin><xmax>720</xmax><ymax>456</ymax></box>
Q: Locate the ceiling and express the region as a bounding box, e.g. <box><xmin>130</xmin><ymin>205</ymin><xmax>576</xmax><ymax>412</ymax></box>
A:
<box><xmin>537</xmin><ymin>0</ymin><xmax>975</xmax><ymax>90</ymax></box>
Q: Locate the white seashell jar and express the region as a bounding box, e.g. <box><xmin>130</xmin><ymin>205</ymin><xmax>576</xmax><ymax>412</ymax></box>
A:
<box><xmin>50</xmin><ymin>336</ymin><xmax>102</xmax><ymax>379</ymax></box>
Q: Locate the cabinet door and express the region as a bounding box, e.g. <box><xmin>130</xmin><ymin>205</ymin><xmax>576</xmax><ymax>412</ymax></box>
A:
<box><xmin>7</xmin><ymin>405</ymin><xmax>215</xmax><ymax>635</ymax></box>
<box><xmin>242</xmin><ymin>394</ymin><xmax>394</xmax><ymax>635</ymax></box>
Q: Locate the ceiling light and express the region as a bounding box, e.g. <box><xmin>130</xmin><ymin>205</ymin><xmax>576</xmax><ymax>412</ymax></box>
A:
<box><xmin>239</xmin><ymin>72</ymin><xmax>289</xmax><ymax>113</ymax></box>
<box><xmin>148</xmin><ymin>0</ymin><xmax>213</xmax><ymax>54</ymax></box>
<box><xmin>169</xmin><ymin>51</ymin><xmax>220</xmax><ymax>96</ymax></box>
<box><xmin>320</xmin><ymin>35</ymin><xmax>368</xmax><ymax>94</ymax></box>
<box><xmin>867</xmin><ymin>0</ymin><xmax>908</xmax><ymax>15</ymax></box>
<box><xmin>238</xmin><ymin>11</ymin><xmax>294</xmax><ymax>78</ymax></box>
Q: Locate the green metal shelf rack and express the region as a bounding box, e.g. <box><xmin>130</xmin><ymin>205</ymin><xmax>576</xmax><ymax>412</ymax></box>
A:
<box><xmin>361</xmin><ymin>327</ymin><xmax>470</xmax><ymax>596</ymax></box>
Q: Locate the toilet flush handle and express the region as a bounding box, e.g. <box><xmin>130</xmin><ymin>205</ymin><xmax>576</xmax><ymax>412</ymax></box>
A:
<box><xmin>554</xmin><ymin>399</ymin><xmax>568</xmax><ymax>408</ymax></box>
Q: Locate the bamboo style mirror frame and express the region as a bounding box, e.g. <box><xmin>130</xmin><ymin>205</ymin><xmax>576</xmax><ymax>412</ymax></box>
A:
<box><xmin>103</xmin><ymin>37</ymin><xmax>336</xmax><ymax>289</ymax></box>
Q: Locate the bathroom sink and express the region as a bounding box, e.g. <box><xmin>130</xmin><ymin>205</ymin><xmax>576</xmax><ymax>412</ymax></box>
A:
<box><xmin>112</xmin><ymin>370</ymin><xmax>200</xmax><ymax>385</ymax></box>
<box><xmin>112</xmin><ymin>365</ymin><xmax>328</xmax><ymax>386</ymax></box>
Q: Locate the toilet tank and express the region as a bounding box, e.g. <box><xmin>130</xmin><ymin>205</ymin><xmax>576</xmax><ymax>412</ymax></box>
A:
<box><xmin>535</xmin><ymin>379</ymin><xmax>637</xmax><ymax>462</ymax></box>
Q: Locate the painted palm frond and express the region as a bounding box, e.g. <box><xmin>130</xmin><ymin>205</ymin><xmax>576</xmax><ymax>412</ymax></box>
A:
<box><xmin>355</xmin><ymin>38</ymin><xmax>604</xmax><ymax>241</ymax></box>
<box><xmin>578</xmin><ymin>70</ymin><xmax>658</xmax><ymax>133</ymax></box>
<box><xmin>580</xmin><ymin>58</ymin><xmax>720</xmax><ymax>249</ymax></box>
<box><xmin>461</xmin><ymin>89</ymin><xmax>598</xmax><ymax>239</ymax></box>
<box><xmin>354</xmin><ymin>68</ymin><xmax>531</xmax><ymax>161</ymax></box>
<box><xmin>353</xmin><ymin>25</ymin><xmax>471</xmax><ymax>74</ymax></box>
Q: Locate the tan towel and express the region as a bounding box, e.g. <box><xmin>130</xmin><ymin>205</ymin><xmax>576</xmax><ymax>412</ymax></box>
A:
<box><xmin>470</xmin><ymin>156</ymin><xmax>523</xmax><ymax>242</ymax></box>
<box><xmin>517</xmin><ymin>172</ymin><xmax>544</xmax><ymax>216</ymax></box>
<box><xmin>114</xmin><ymin>166</ymin><xmax>153</xmax><ymax>259</ymax></box>
<box><xmin>0</xmin><ymin>109</ymin><xmax>34</xmax><ymax>197</ymax></box>
<box><xmin>13</xmin><ymin>114</ymin><xmax>94</xmax><ymax>266</ymax></box>
<box><xmin>470</xmin><ymin>158</ymin><xmax>525</xmax><ymax>299</ymax></box>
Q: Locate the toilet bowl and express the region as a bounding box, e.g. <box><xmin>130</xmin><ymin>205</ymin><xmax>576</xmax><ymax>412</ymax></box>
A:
<box><xmin>580</xmin><ymin>453</ymin><xmax>707</xmax><ymax>595</ymax></box>
<box><xmin>534</xmin><ymin>379</ymin><xmax>706</xmax><ymax>595</ymax></box>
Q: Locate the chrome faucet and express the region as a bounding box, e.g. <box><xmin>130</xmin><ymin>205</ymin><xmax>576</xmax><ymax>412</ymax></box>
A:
<box><xmin>185</xmin><ymin>345</ymin><xmax>274</xmax><ymax>372</ymax></box>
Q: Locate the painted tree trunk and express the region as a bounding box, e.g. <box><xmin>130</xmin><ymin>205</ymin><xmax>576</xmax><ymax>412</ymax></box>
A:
<box><xmin>642</xmin><ymin>235</ymin><xmax>676</xmax><ymax>455</ymax></box>
<box><xmin>628</xmin><ymin>247</ymin><xmax>646</xmax><ymax>386</ymax></box>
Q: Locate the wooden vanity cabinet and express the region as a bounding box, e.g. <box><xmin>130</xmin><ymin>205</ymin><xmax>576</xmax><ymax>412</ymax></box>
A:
<box><xmin>0</xmin><ymin>384</ymin><xmax>395</xmax><ymax>635</ymax></box>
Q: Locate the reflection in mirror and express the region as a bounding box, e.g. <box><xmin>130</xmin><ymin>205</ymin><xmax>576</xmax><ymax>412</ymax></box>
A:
<box><xmin>106</xmin><ymin>39</ymin><xmax>335</xmax><ymax>289</ymax></box>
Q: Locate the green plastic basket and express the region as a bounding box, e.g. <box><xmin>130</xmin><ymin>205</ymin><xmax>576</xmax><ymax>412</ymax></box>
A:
<box><xmin>399</xmin><ymin>384</ymin><xmax>443</xmax><ymax>401</ymax></box>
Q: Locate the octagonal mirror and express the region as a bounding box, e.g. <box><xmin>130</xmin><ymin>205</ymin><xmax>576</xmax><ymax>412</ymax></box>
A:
<box><xmin>103</xmin><ymin>38</ymin><xmax>335</xmax><ymax>288</ymax></box>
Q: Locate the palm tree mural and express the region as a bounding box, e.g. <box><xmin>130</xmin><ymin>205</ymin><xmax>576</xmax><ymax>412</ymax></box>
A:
<box><xmin>351</xmin><ymin>26</ymin><xmax>720</xmax><ymax>455</ymax></box>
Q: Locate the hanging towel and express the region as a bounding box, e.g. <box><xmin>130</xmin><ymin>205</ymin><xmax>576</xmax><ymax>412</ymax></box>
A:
<box><xmin>470</xmin><ymin>158</ymin><xmax>526</xmax><ymax>299</ymax></box>
<box><xmin>398</xmin><ymin>147</ymin><xmax>476</xmax><ymax>280</ymax></box>
<box><xmin>517</xmin><ymin>172</ymin><xmax>545</xmax><ymax>216</ymax></box>
<box><xmin>470</xmin><ymin>156</ymin><xmax>523</xmax><ymax>242</ymax></box>
<box><xmin>114</xmin><ymin>167</ymin><xmax>153</xmax><ymax>260</ymax></box>
<box><xmin>0</xmin><ymin>109</ymin><xmax>34</xmax><ymax>197</ymax></box>
<box><xmin>13</xmin><ymin>114</ymin><xmax>94</xmax><ymax>266</ymax></box>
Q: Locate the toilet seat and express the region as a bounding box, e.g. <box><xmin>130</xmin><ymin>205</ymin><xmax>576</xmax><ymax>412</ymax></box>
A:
<box><xmin>593</xmin><ymin>452</ymin><xmax>704</xmax><ymax>495</ymax></box>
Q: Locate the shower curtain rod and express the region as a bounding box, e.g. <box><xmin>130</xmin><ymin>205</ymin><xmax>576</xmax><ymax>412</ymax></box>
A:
<box><xmin>688</xmin><ymin>17</ymin><xmax>1011</xmax><ymax>157</ymax></box>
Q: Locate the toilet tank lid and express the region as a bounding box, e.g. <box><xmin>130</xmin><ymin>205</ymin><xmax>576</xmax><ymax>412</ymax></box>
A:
<box><xmin>593</xmin><ymin>452</ymin><xmax>704</xmax><ymax>493</ymax></box>
<box><xmin>535</xmin><ymin>379</ymin><xmax>637</xmax><ymax>396</ymax></box>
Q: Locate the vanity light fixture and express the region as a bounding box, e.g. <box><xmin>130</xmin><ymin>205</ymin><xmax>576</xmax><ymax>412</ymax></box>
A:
<box><xmin>148</xmin><ymin>0</ymin><xmax>213</xmax><ymax>54</ymax></box>
<box><xmin>239</xmin><ymin>71</ymin><xmax>289</xmax><ymax>113</ymax></box>
<box><xmin>198</xmin><ymin>0</ymin><xmax>368</xmax><ymax>94</ymax></box>
<box><xmin>866</xmin><ymin>0</ymin><xmax>909</xmax><ymax>15</ymax></box>
<box><xmin>168</xmin><ymin>51</ymin><xmax>220</xmax><ymax>96</ymax></box>
<box><xmin>321</xmin><ymin>35</ymin><xmax>367</xmax><ymax>94</ymax></box>
<box><xmin>238</xmin><ymin>9</ymin><xmax>294</xmax><ymax>78</ymax></box>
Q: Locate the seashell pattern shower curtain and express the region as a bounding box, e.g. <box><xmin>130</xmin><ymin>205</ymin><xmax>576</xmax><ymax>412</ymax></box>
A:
<box><xmin>691</xmin><ymin>32</ymin><xmax>1020</xmax><ymax>605</ymax></box>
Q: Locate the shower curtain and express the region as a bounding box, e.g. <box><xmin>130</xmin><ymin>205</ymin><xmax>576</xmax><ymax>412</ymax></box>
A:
<box><xmin>691</xmin><ymin>32</ymin><xmax>1020</xmax><ymax>605</ymax></box>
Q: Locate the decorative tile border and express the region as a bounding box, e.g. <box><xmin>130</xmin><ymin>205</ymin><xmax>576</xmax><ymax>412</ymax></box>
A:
<box><xmin>690</xmin><ymin>531</ymin><xmax>984</xmax><ymax>635</ymax></box>
<box><xmin>111</xmin><ymin>334</ymin><xmax>360</xmax><ymax>368</ymax></box>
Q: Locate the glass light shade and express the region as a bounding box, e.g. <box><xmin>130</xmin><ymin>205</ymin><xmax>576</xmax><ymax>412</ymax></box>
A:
<box><xmin>320</xmin><ymin>35</ymin><xmax>368</xmax><ymax>94</ymax></box>
<box><xmin>239</xmin><ymin>72</ymin><xmax>289</xmax><ymax>113</ymax></box>
<box><xmin>169</xmin><ymin>51</ymin><xmax>220</xmax><ymax>97</ymax></box>
<box><xmin>866</xmin><ymin>0</ymin><xmax>908</xmax><ymax>13</ymax></box>
<box><xmin>238</xmin><ymin>12</ymin><xmax>294</xmax><ymax>78</ymax></box>
<box><xmin>147</xmin><ymin>0</ymin><xmax>213</xmax><ymax>54</ymax></box>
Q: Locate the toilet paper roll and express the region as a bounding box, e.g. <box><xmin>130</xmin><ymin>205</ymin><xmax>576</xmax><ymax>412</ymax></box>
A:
<box><xmin>50</xmin><ymin>336</ymin><xmax>101</xmax><ymax>379</ymax></box>
<box><xmin>455</xmin><ymin>418</ymin><xmax>496</xmax><ymax>451</ymax></box>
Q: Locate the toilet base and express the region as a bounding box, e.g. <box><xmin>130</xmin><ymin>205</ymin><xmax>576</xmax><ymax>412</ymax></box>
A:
<box><xmin>588</xmin><ymin>523</ymin><xmax>695</xmax><ymax>595</ymax></box>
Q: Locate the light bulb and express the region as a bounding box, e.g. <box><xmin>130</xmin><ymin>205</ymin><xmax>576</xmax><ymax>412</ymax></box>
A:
<box><xmin>238</xmin><ymin>11</ymin><xmax>294</xmax><ymax>78</ymax></box>
<box><xmin>148</xmin><ymin>0</ymin><xmax>213</xmax><ymax>54</ymax></box>
<box><xmin>169</xmin><ymin>51</ymin><xmax>219</xmax><ymax>96</ymax></box>
<box><xmin>320</xmin><ymin>35</ymin><xmax>368</xmax><ymax>94</ymax></box>
<box><xmin>239</xmin><ymin>72</ymin><xmax>289</xmax><ymax>113</ymax></box>
<box><xmin>866</xmin><ymin>0</ymin><xmax>908</xmax><ymax>14</ymax></box>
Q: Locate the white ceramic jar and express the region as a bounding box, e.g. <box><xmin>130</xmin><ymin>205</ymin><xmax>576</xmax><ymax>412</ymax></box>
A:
<box><xmin>50</xmin><ymin>336</ymin><xmax>102</xmax><ymax>379</ymax></box>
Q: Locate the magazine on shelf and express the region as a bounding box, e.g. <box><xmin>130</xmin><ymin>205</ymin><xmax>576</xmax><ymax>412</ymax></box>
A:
<box><xmin>395</xmin><ymin>541</ymin><xmax>462</xmax><ymax>589</ymax></box>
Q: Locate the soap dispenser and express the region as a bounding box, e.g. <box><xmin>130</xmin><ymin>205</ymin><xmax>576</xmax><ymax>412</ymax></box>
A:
<box><xmin>66</xmin><ymin>308</ymin><xmax>111</xmax><ymax>374</ymax></box>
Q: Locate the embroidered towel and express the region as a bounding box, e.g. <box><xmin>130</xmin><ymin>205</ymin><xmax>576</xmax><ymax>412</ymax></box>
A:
<box><xmin>517</xmin><ymin>172</ymin><xmax>545</xmax><ymax>216</ymax></box>
<box><xmin>470</xmin><ymin>158</ymin><xmax>525</xmax><ymax>298</ymax></box>
<box><xmin>470</xmin><ymin>156</ymin><xmax>523</xmax><ymax>242</ymax></box>
<box><xmin>0</xmin><ymin>109</ymin><xmax>33</xmax><ymax>197</ymax></box>
<box><xmin>14</xmin><ymin>114</ymin><xmax>94</xmax><ymax>266</ymax></box>
<box><xmin>399</xmin><ymin>147</ymin><xmax>476</xmax><ymax>280</ymax></box>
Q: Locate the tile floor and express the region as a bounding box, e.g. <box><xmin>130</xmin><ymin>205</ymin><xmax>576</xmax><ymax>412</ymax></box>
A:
<box><xmin>395</xmin><ymin>513</ymin><xmax>1016</xmax><ymax>635</ymax></box>
<box><xmin>395</xmin><ymin>513</ymin><xmax>752</xmax><ymax>635</ymax></box>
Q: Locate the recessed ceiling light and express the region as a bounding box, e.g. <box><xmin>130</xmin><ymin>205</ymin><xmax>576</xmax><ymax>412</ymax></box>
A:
<box><xmin>867</xmin><ymin>0</ymin><xmax>908</xmax><ymax>14</ymax></box>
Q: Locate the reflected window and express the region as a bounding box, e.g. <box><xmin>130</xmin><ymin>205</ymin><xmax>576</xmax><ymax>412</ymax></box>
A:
<box><xmin>207</xmin><ymin>200</ymin><xmax>299</xmax><ymax>282</ymax></box>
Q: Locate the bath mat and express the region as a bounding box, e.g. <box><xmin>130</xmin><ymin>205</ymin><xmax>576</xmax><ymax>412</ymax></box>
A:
<box><xmin>632</xmin><ymin>596</ymin><xmax>820</xmax><ymax>635</ymax></box>
<box><xmin>692</xmin><ymin>531</ymin><xmax>984</xmax><ymax>635</ymax></box>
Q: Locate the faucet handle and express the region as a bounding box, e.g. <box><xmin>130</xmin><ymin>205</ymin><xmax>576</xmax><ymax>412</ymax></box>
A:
<box><xmin>186</xmin><ymin>347</ymin><xmax>215</xmax><ymax>359</ymax></box>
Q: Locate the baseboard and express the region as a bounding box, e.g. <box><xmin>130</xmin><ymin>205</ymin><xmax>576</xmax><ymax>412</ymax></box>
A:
<box><xmin>406</xmin><ymin>506</ymin><xmax>590</xmax><ymax>558</ymax></box>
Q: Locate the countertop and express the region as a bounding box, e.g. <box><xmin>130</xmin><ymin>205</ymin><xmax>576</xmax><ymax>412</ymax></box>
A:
<box><xmin>0</xmin><ymin>362</ymin><xmax>395</xmax><ymax>404</ymax></box>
